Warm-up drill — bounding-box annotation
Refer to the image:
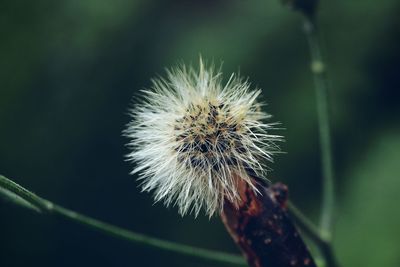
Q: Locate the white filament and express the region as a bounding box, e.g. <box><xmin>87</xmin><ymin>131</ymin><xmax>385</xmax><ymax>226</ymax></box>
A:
<box><xmin>125</xmin><ymin>59</ymin><xmax>281</xmax><ymax>217</ymax></box>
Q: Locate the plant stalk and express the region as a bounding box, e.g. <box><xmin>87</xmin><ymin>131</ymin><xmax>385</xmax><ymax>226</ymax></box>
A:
<box><xmin>288</xmin><ymin>202</ymin><xmax>339</xmax><ymax>267</ymax></box>
<box><xmin>0</xmin><ymin>174</ymin><xmax>246</xmax><ymax>266</ymax></box>
<box><xmin>303</xmin><ymin>16</ymin><xmax>335</xmax><ymax>235</ymax></box>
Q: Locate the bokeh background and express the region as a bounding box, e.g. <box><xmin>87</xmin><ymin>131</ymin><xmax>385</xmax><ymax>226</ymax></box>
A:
<box><xmin>1</xmin><ymin>0</ymin><xmax>399</xmax><ymax>266</ymax></box>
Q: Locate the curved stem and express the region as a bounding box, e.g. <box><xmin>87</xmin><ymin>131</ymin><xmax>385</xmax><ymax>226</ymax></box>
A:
<box><xmin>303</xmin><ymin>16</ymin><xmax>335</xmax><ymax>235</ymax></box>
<box><xmin>0</xmin><ymin>174</ymin><xmax>246</xmax><ymax>267</ymax></box>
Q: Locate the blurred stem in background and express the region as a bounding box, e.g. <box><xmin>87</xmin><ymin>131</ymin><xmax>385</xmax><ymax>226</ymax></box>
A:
<box><xmin>282</xmin><ymin>0</ymin><xmax>338</xmax><ymax>266</ymax></box>
<box><xmin>0</xmin><ymin>175</ymin><xmax>246</xmax><ymax>267</ymax></box>
<box><xmin>0</xmin><ymin>174</ymin><xmax>326</xmax><ymax>267</ymax></box>
<box><xmin>303</xmin><ymin>16</ymin><xmax>335</xmax><ymax>237</ymax></box>
<box><xmin>303</xmin><ymin>18</ymin><xmax>338</xmax><ymax>266</ymax></box>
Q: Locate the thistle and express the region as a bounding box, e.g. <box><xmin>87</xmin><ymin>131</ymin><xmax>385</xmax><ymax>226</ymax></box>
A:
<box><xmin>125</xmin><ymin>58</ymin><xmax>281</xmax><ymax>217</ymax></box>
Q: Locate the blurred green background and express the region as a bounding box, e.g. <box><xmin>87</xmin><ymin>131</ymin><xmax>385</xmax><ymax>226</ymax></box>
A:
<box><xmin>1</xmin><ymin>0</ymin><xmax>399</xmax><ymax>266</ymax></box>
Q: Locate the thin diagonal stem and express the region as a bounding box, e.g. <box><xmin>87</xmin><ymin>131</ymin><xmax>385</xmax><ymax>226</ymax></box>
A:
<box><xmin>0</xmin><ymin>174</ymin><xmax>246</xmax><ymax>266</ymax></box>
<box><xmin>288</xmin><ymin>202</ymin><xmax>339</xmax><ymax>267</ymax></box>
<box><xmin>303</xmin><ymin>16</ymin><xmax>335</xmax><ymax>234</ymax></box>
<box><xmin>288</xmin><ymin>202</ymin><xmax>327</xmax><ymax>244</ymax></box>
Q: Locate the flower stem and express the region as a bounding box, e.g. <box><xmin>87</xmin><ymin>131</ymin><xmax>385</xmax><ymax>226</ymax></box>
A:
<box><xmin>287</xmin><ymin>202</ymin><xmax>327</xmax><ymax>245</ymax></box>
<box><xmin>0</xmin><ymin>174</ymin><xmax>246</xmax><ymax>266</ymax></box>
<box><xmin>288</xmin><ymin>201</ymin><xmax>339</xmax><ymax>267</ymax></box>
<box><xmin>303</xmin><ymin>16</ymin><xmax>335</xmax><ymax>234</ymax></box>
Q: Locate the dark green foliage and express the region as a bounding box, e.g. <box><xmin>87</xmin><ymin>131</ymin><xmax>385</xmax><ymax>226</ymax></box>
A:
<box><xmin>0</xmin><ymin>0</ymin><xmax>399</xmax><ymax>266</ymax></box>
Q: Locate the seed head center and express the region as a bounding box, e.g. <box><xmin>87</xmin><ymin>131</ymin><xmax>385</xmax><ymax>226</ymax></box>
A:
<box><xmin>174</xmin><ymin>100</ymin><xmax>244</xmax><ymax>168</ymax></box>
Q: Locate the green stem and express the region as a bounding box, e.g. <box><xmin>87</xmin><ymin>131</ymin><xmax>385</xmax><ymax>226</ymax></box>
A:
<box><xmin>0</xmin><ymin>174</ymin><xmax>246</xmax><ymax>267</ymax></box>
<box><xmin>303</xmin><ymin>16</ymin><xmax>335</xmax><ymax>234</ymax></box>
<box><xmin>288</xmin><ymin>202</ymin><xmax>339</xmax><ymax>267</ymax></box>
<box><xmin>301</xmin><ymin>15</ymin><xmax>339</xmax><ymax>267</ymax></box>
<box><xmin>288</xmin><ymin>202</ymin><xmax>327</xmax><ymax>245</ymax></box>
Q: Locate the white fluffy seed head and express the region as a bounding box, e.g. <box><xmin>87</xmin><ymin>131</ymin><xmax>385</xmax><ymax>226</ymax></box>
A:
<box><xmin>125</xmin><ymin>58</ymin><xmax>282</xmax><ymax>217</ymax></box>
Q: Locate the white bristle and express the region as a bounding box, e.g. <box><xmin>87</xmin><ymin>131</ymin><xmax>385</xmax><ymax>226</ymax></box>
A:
<box><xmin>125</xmin><ymin>58</ymin><xmax>282</xmax><ymax>217</ymax></box>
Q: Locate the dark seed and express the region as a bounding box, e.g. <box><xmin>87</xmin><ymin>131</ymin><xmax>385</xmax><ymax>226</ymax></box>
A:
<box><xmin>199</xmin><ymin>143</ymin><xmax>208</xmax><ymax>153</ymax></box>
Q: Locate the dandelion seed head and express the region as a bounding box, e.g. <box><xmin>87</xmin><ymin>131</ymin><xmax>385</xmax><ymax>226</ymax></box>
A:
<box><xmin>125</xmin><ymin>58</ymin><xmax>281</xmax><ymax>217</ymax></box>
